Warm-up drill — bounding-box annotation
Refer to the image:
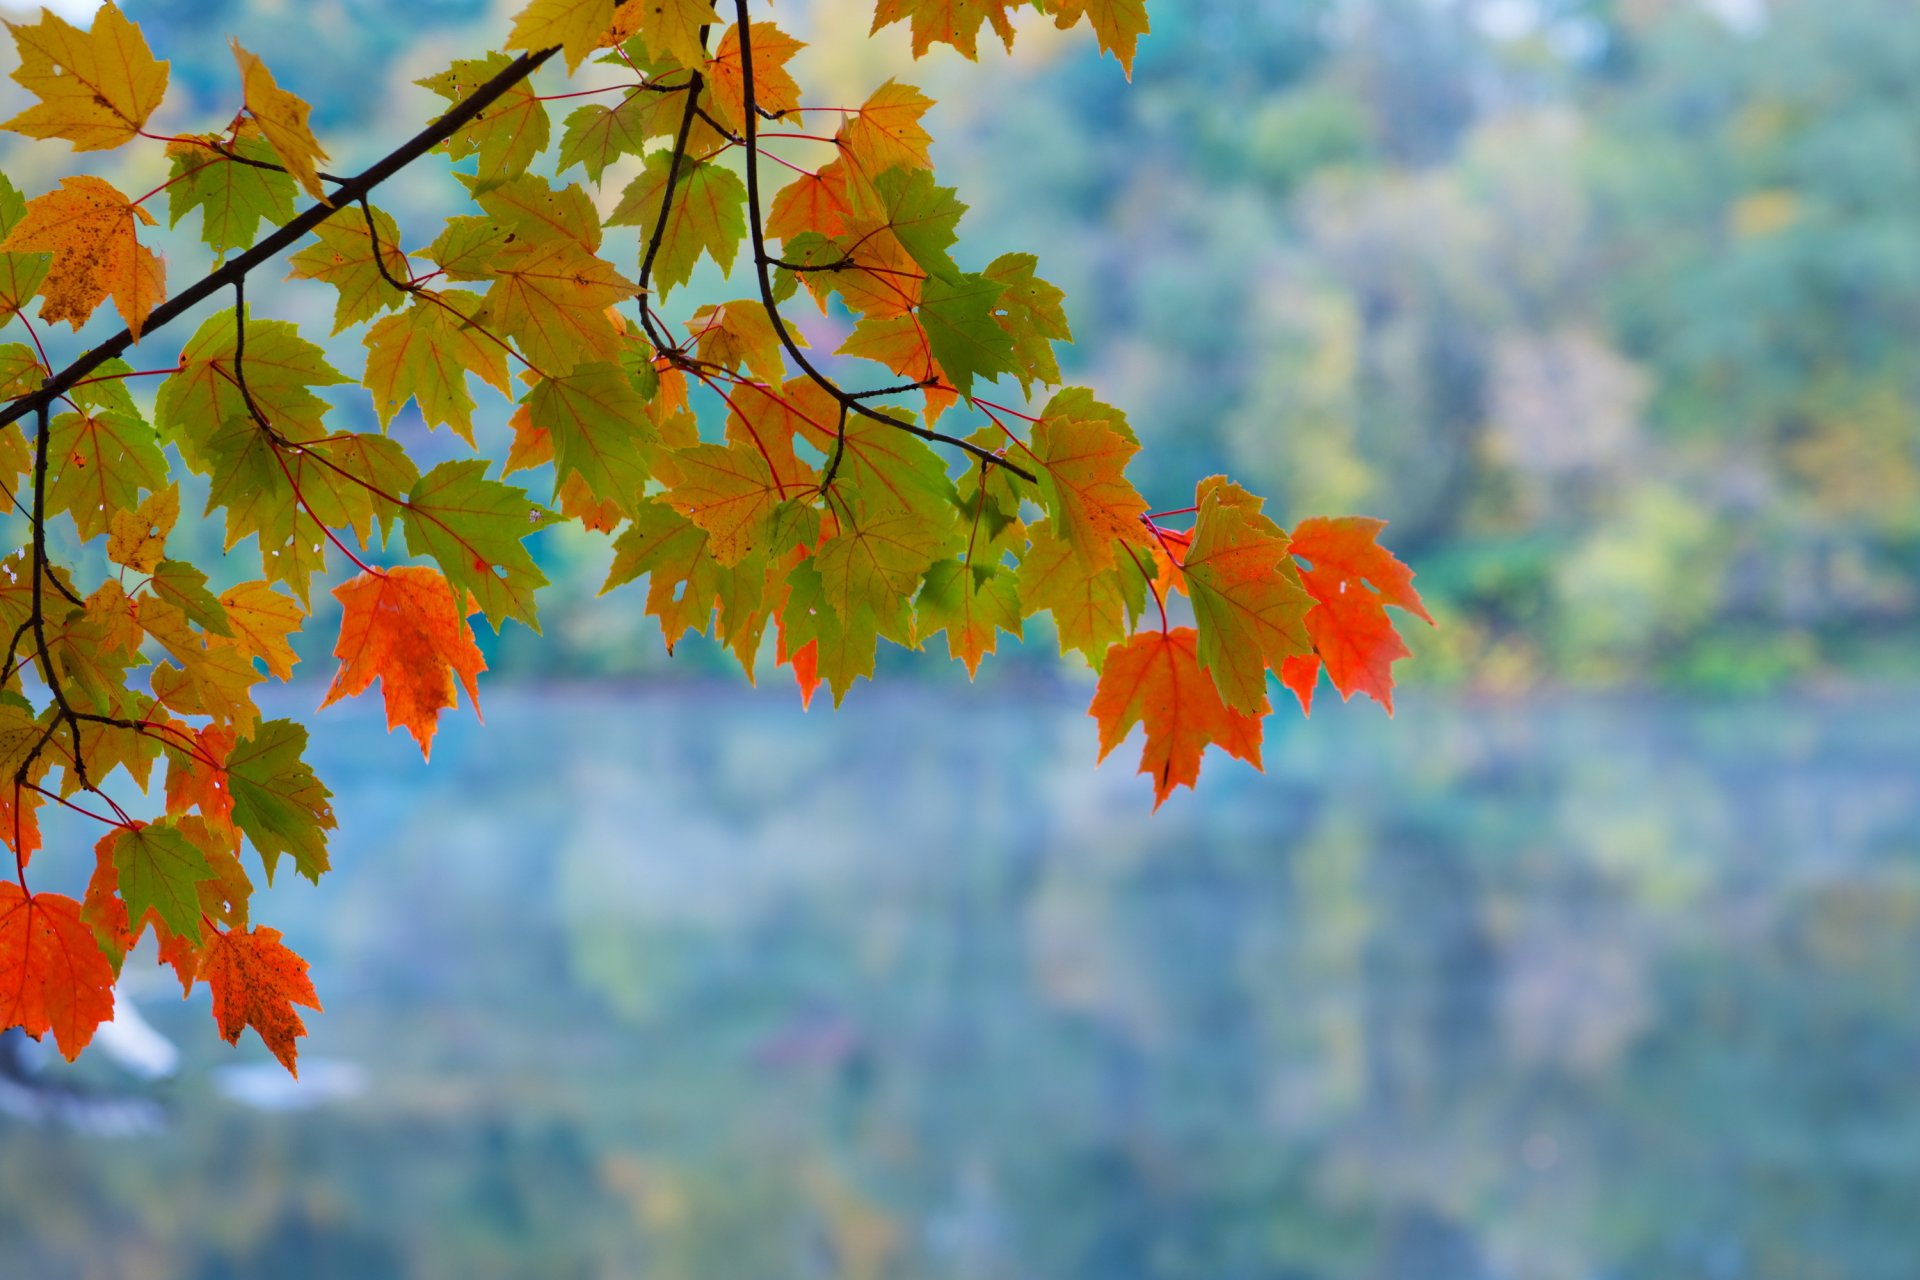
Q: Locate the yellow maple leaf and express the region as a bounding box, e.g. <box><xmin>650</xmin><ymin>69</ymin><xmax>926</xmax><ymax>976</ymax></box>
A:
<box><xmin>0</xmin><ymin>176</ymin><xmax>166</xmax><ymax>336</ymax></box>
<box><xmin>231</xmin><ymin>41</ymin><xmax>330</xmax><ymax>201</ymax></box>
<box><xmin>107</xmin><ymin>484</ymin><xmax>181</xmax><ymax>574</ymax></box>
<box><xmin>2</xmin><ymin>2</ymin><xmax>168</xmax><ymax>152</ymax></box>
<box><xmin>506</xmin><ymin>0</ymin><xmax>615</xmax><ymax>74</ymax></box>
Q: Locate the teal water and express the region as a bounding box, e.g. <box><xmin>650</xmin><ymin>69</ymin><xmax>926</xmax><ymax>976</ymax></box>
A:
<box><xmin>1</xmin><ymin>688</ymin><xmax>1917</xmax><ymax>1279</ymax></box>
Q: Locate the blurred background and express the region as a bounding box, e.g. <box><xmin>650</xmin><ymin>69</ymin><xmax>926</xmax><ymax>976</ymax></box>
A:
<box><xmin>3</xmin><ymin>0</ymin><xmax>1919</xmax><ymax>1276</ymax></box>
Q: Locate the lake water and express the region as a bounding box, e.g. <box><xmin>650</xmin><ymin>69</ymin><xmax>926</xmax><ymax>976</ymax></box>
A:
<box><xmin>2</xmin><ymin>686</ymin><xmax>1917</xmax><ymax>1279</ymax></box>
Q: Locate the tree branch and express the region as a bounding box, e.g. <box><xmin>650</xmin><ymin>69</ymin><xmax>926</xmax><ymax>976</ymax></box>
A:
<box><xmin>728</xmin><ymin>1</ymin><xmax>1036</xmax><ymax>485</ymax></box>
<box><xmin>0</xmin><ymin>44</ymin><xmax>561</xmax><ymax>433</ymax></box>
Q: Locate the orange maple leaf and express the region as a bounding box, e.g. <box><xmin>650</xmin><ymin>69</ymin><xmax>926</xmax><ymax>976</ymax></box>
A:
<box><xmin>0</xmin><ymin>175</ymin><xmax>165</xmax><ymax>335</ymax></box>
<box><xmin>0</xmin><ymin>884</ymin><xmax>116</xmax><ymax>1060</ymax></box>
<box><xmin>1089</xmin><ymin>627</ymin><xmax>1264</xmax><ymax>809</ymax></box>
<box><xmin>322</xmin><ymin>566</ymin><xmax>487</xmax><ymax>760</ymax></box>
<box><xmin>1286</xmin><ymin>517</ymin><xmax>1433</xmax><ymax>714</ymax></box>
<box><xmin>200</xmin><ymin>924</ymin><xmax>321</xmax><ymax>1076</ymax></box>
<box><xmin>707</xmin><ymin>22</ymin><xmax>805</xmax><ymax>136</ymax></box>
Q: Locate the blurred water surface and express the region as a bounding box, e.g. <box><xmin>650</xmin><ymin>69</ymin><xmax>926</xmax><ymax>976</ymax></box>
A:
<box><xmin>0</xmin><ymin>687</ymin><xmax>1915</xmax><ymax>1278</ymax></box>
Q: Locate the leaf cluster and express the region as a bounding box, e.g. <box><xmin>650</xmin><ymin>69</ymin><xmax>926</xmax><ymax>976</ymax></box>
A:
<box><xmin>0</xmin><ymin>0</ymin><xmax>1426</xmax><ymax>1072</ymax></box>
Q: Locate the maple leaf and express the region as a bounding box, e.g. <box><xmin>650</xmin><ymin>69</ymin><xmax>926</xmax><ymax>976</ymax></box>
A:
<box><xmin>779</xmin><ymin>557</ymin><xmax>881</xmax><ymax>705</ymax></box>
<box><xmin>0</xmin><ymin>175</ymin><xmax>50</xmax><ymax>326</ymax></box>
<box><xmin>0</xmin><ymin>886</ymin><xmax>116</xmax><ymax>1060</ymax></box>
<box><xmin>768</xmin><ymin>165</ymin><xmax>853</xmax><ymax>242</ymax></box>
<box><xmin>107</xmin><ymin>483</ymin><xmax>180</xmax><ymax>573</ymax></box>
<box><xmin>232</xmin><ymin>42</ymin><xmax>330</xmax><ymax>201</ymax></box>
<box><xmin>689</xmin><ymin>300</ymin><xmax>794</xmax><ymax>386</ymax></box>
<box><xmin>871</xmin><ymin>0</ymin><xmax>1019</xmax><ymax>60</ymax></box>
<box><xmin>226</xmin><ymin>719</ymin><xmax>333</xmax><ymax>883</ymax></box>
<box><xmin>919</xmin><ymin>272</ymin><xmax>1016</xmax><ymax>397</ymax></box>
<box><xmin>841</xmin><ymin>80</ymin><xmax>935</xmax><ymax>177</ymax></box>
<box><xmin>164</xmin><ymin>723</ymin><xmax>238</xmax><ymax>828</ymax></box>
<box><xmin>1286</xmin><ymin>516</ymin><xmax>1433</xmax><ymax>713</ymax></box>
<box><xmin>983</xmin><ymin>252</ymin><xmax>1070</xmax><ymax>396</ymax></box>
<box><xmin>44</xmin><ymin>404</ymin><xmax>169</xmax><ymax>540</ymax></box>
<box><xmin>1050</xmin><ymin>0</ymin><xmax>1151</xmax><ymax>78</ymax></box>
<box><xmin>2</xmin><ymin>2</ymin><xmax>167</xmax><ymax>152</ymax></box>
<box><xmin>420</xmin><ymin>53</ymin><xmax>550</xmax><ymax>192</ymax></box>
<box><xmin>285</xmin><ymin>203</ymin><xmax>412</xmax><ymax>334</ymax></box>
<box><xmin>1030</xmin><ymin>399</ymin><xmax>1151</xmax><ymax>571</ymax></box>
<box><xmin>603</xmin><ymin>498</ymin><xmax>723</xmax><ymax>648</ymax></box>
<box><xmin>110</xmin><ymin>820</ymin><xmax>215</xmax><ymax>944</ymax></box>
<box><xmin>0</xmin><ymin>176</ymin><xmax>165</xmax><ymax>336</ymax></box>
<box><xmin>523</xmin><ymin>363</ymin><xmax>655</xmax><ymax>514</ymax></box>
<box><xmin>708</xmin><ymin>22</ymin><xmax>805</xmax><ymax>135</ymax></box>
<box><xmin>147</xmin><ymin>558</ymin><xmax>234</xmax><ymax>637</ymax></box>
<box><xmin>608</xmin><ymin>152</ymin><xmax>747</xmax><ymax>295</ymax></box>
<box><xmin>636</xmin><ymin>0</ymin><xmax>720</xmax><ymax>68</ymax></box>
<box><xmin>364</xmin><ymin>291</ymin><xmax>512</xmax><ymax>441</ymax></box>
<box><xmin>558</xmin><ymin>90</ymin><xmax>687</xmax><ymax>184</ymax></box>
<box><xmin>506</xmin><ymin>0</ymin><xmax>615</xmax><ymax>74</ymax></box>
<box><xmin>1183</xmin><ymin>484</ymin><xmax>1314</xmax><ymax>715</ymax></box>
<box><xmin>481</xmin><ymin>236</ymin><xmax>635</xmax><ymax>374</ymax></box>
<box><xmin>1090</xmin><ymin>627</ymin><xmax>1264</xmax><ymax>809</ymax></box>
<box><xmin>665</xmin><ymin>441</ymin><xmax>793</xmax><ymax>566</ymax></box>
<box><xmin>1016</xmin><ymin>528</ymin><xmax>1143</xmax><ymax>670</ymax></box>
<box><xmin>165</xmin><ymin>127</ymin><xmax>296</xmax><ymax>258</ymax></box>
<box><xmin>323</xmin><ymin>566</ymin><xmax>488</xmax><ymax>760</ymax></box>
<box><xmin>219</xmin><ymin>582</ymin><xmax>302</xmax><ymax>680</ymax></box>
<box><xmin>402</xmin><ymin>460</ymin><xmax>558</xmax><ymax>631</ymax></box>
<box><xmin>199</xmin><ymin>925</ymin><xmax>321</xmax><ymax>1076</ymax></box>
<box><xmin>158</xmin><ymin>311</ymin><xmax>349</xmax><ymax>453</ymax></box>
<box><xmin>814</xmin><ymin>502</ymin><xmax>952</xmax><ymax>643</ymax></box>
<box><xmin>917</xmin><ymin>559</ymin><xmax>1022</xmax><ymax>676</ymax></box>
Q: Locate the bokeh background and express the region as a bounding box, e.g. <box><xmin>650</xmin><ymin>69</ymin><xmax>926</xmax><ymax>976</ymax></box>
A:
<box><xmin>3</xmin><ymin>0</ymin><xmax>1919</xmax><ymax>1276</ymax></box>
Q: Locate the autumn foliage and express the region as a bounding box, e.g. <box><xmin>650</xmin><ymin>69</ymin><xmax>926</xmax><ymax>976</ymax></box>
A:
<box><xmin>0</xmin><ymin>0</ymin><xmax>1426</xmax><ymax>1073</ymax></box>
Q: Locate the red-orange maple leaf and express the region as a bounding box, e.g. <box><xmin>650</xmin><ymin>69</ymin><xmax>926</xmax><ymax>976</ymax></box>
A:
<box><xmin>1287</xmin><ymin>517</ymin><xmax>1433</xmax><ymax>714</ymax></box>
<box><xmin>1089</xmin><ymin>627</ymin><xmax>1263</xmax><ymax>809</ymax></box>
<box><xmin>322</xmin><ymin>566</ymin><xmax>487</xmax><ymax>760</ymax></box>
<box><xmin>0</xmin><ymin>884</ymin><xmax>116</xmax><ymax>1060</ymax></box>
<box><xmin>200</xmin><ymin>924</ymin><xmax>320</xmax><ymax>1076</ymax></box>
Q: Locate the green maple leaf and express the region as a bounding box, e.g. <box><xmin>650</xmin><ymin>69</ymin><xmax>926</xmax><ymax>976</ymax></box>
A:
<box><xmin>608</xmin><ymin>152</ymin><xmax>747</xmax><ymax>295</ymax></box>
<box><xmin>44</xmin><ymin>405</ymin><xmax>167</xmax><ymax>540</ymax></box>
<box><xmin>228</xmin><ymin>719</ymin><xmax>335</xmax><ymax>884</ymax></box>
<box><xmin>1015</xmin><ymin>528</ymin><xmax>1144</xmax><ymax>671</ymax></box>
<box><xmin>983</xmin><ymin>252</ymin><xmax>1070</xmax><ymax>396</ymax></box>
<box><xmin>0</xmin><ymin>173</ymin><xmax>51</xmax><ymax>323</ymax></box>
<box><xmin>779</xmin><ymin>557</ymin><xmax>880</xmax><ymax>706</ymax></box>
<box><xmin>872</xmin><ymin>167</ymin><xmax>964</xmax><ymax>281</ymax></box>
<box><xmin>419</xmin><ymin>52</ymin><xmax>550</xmax><ymax>191</ymax></box>
<box><xmin>112</xmin><ymin>821</ymin><xmax>213</xmax><ymax>942</ymax></box>
<box><xmin>158</xmin><ymin>311</ymin><xmax>349</xmax><ymax>464</ymax></box>
<box><xmin>918</xmin><ymin>272</ymin><xmax>1016</xmax><ymax>397</ymax></box>
<box><xmin>558</xmin><ymin>91</ymin><xmax>689</xmax><ymax>184</ymax></box>
<box><xmin>1184</xmin><ymin>485</ymin><xmax>1314</xmax><ymax>715</ymax></box>
<box><xmin>523</xmin><ymin>362</ymin><xmax>654</xmax><ymax>515</ymax></box>
<box><xmin>422</xmin><ymin>215</ymin><xmax>511</xmax><ymax>281</ymax></box>
<box><xmin>285</xmin><ymin>204</ymin><xmax>412</xmax><ymax>334</ymax></box>
<box><xmin>602</xmin><ymin>498</ymin><xmax>721</xmax><ymax>648</ymax></box>
<box><xmin>363</xmin><ymin>291</ymin><xmax>512</xmax><ymax>441</ymax></box>
<box><xmin>403</xmin><ymin>460</ymin><xmax>558</xmax><ymax>631</ymax></box>
<box><xmin>470</xmin><ymin>172</ymin><xmax>605</xmax><ymax>252</ymax></box>
<box><xmin>148</xmin><ymin>559</ymin><xmax>233</xmax><ymax>638</ymax></box>
<box><xmin>165</xmin><ymin>133</ymin><xmax>296</xmax><ymax>258</ymax></box>
<box><xmin>916</xmin><ymin>559</ymin><xmax>1022</xmax><ymax>676</ymax></box>
<box><xmin>814</xmin><ymin>496</ymin><xmax>954</xmax><ymax>645</ymax></box>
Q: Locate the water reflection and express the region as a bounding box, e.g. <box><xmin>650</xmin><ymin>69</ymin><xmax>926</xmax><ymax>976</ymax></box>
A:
<box><xmin>2</xmin><ymin>688</ymin><xmax>1917</xmax><ymax>1279</ymax></box>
